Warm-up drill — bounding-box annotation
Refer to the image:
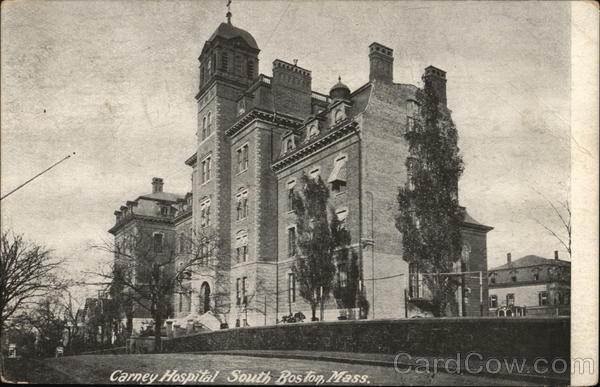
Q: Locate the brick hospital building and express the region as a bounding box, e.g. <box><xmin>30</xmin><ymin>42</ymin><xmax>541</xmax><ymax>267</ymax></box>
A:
<box><xmin>109</xmin><ymin>14</ymin><xmax>493</xmax><ymax>331</ymax></box>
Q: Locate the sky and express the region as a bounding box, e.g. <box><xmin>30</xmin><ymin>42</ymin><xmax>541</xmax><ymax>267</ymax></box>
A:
<box><xmin>1</xmin><ymin>1</ymin><xmax>571</xmax><ymax>298</ymax></box>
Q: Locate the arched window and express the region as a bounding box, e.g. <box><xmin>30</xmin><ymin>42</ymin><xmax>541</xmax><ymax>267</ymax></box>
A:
<box><xmin>286</xmin><ymin>138</ymin><xmax>294</xmax><ymax>152</ymax></box>
<box><xmin>334</xmin><ymin>109</ymin><xmax>343</xmax><ymax>123</ymax></box>
<box><xmin>202</xmin><ymin>116</ymin><xmax>207</xmax><ymax>139</ymax></box>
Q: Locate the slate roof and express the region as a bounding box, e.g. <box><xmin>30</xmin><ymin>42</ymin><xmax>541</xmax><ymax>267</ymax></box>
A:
<box><xmin>137</xmin><ymin>192</ymin><xmax>183</xmax><ymax>202</ymax></box>
<box><xmin>491</xmin><ymin>255</ymin><xmax>571</xmax><ymax>271</ymax></box>
<box><xmin>208</xmin><ymin>22</ymin><xmax>259</xmax><ymax>50</ymax></box>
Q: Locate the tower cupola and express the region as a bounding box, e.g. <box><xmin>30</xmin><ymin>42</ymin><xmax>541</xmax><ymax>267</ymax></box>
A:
<box><xmin>329</xmin><ymin>76</ymin><xmax>351</xmax><ymax>100</ymax></box>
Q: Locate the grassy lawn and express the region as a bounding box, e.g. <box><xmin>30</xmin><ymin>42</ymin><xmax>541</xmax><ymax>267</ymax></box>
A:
<box><xmin>5</xmin><ymin>353</ymin><xmax>527</xmax><ymax>385</ymax></box>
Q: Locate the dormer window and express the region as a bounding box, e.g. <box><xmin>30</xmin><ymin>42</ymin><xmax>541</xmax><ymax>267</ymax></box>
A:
<box><xmin>237</xmin><ymin>99</ymin><xmax>246</xmax><ymax>116</ymax></box>
<box><xmin>334</xmin><ymin>108</ymin><xmax>344</xmax><ymax>123</ymax></box>
<box><xmin>161</xmin><ymin>206</ymin><xmax>169</xmax><ymax>216</ymax></box>
<box><xmin>308</xmin><ymin>124</ymin><xmax>319</xmax><ymax>139</ymax></box>
<box><xmin>284</xmin><ymin>137</ymin><xmax>295</xmax><ymax>153</ymax></box>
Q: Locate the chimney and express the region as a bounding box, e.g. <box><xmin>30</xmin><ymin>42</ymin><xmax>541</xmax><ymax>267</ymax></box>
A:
<box><xmin>152</xmin><ymin>177</ymin><xmax>164</xmax><ymax>193</ymax></box>
<box><xmin>422</xmin><ymin>65</ymin><xmax>447</xmax><ymax>106</ymax></box>
<box><xmin>554</xmin><ymin>250</ymin><xmax>559</xmax><ymax>260</ymax></box>
<box><xmin>369</xmin><ymin>42</ymin><xmax>394</xmax><ymax>83</ymax></box>
<box><xmin>507</xmin><ymin>252</ymin><xmax>512</xmax><ymax>264</ymax></box>
<box><xmin>271</xmin><ymin>59</ymin><xmax>312</xmax><ymax>117</ymax></box>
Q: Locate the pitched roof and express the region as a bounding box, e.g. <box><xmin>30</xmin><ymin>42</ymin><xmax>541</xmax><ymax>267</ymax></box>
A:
<box><xmin>491</xmin><ymin>254</ymin><xmax>571</xmax><ymax>271</ymax></box>
<box><xmin>461</xmin><ymin>207</ymin><xmax>493</xmax><ymax>232</ymax></box>
<box><xmin>208</xmin><ymin>22</ymin><xmax>258</xmax><ymax>50</ymax></box>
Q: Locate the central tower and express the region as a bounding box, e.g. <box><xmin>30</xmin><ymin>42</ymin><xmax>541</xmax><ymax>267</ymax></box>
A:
<box><xmin>192</xmin><ymin>14</ymin><xmax>260</xmax><ymax>321</ymax></box>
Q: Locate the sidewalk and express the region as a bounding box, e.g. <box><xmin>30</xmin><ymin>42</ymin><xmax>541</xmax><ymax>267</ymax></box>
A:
<box><xmin>188</xmin><ymin>349</ymin><xmax>570</xmax><ymax>385</ymax></box>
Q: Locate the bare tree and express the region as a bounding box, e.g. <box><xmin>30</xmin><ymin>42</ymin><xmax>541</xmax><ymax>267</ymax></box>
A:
<box><xmin>531</xmin><ymin>188</ymin><xmax>571</xmax><ymax>258</ymax></box>
<box><xmin>90</xmin><ymin>227</ymin><xmax>220</xmax><ymax>351</ymax></box>
<box><xmin>0</xmin><ymin>230</ymin><xmax>63</xmax><ymax>336</ymax></box>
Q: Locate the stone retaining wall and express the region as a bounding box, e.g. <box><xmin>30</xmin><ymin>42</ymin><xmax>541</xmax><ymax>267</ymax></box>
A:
<box><xmin>162</xmin><ymin>317</ymin><xmax>569</xmax><ymax>360</ymax></box>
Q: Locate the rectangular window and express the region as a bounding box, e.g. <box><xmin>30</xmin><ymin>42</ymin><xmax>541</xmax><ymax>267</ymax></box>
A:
<box><xmin>489</xmin><ymin>295</ymin><xmax>498</xmax><ymax>308</ymax></box>
<box><xmin>206</xmin><ymin>157</ymin><xmax>211</xmax><ymax>181</ymax></box>
<box><xmin>409</xmin><ymin>263</ymin><xmax>420</xmax><ymax>298</ymax></box>
<box><xmin>288</xmin><ymin>273</ymin><xmax>295</xmax><ymax>303</ymax></box>
<box><xmin>506</xmin><ymin>293</ymin><xmax>515</xmax><ymax>306</ymax></box>
<box><xmin>153</xmin><ymin>233</ymin><xmax>163</xmax><ymax>253</ymax></box>
<box><xmin>336</xmin><ymin>209</ymin><xmax>348</xmax><ymax>230</ymax></box>
<box><xmin>236</xmin><ymin>278</ymin><xmax>241</xmax><ymax>305</ymax></box>
<box><xmin>236</xmin><ymin>201</ymin><xmax>242</xmax><ymax>221</ymax></box>
<box><xmin>236</xmin><ymin>247</ymin><xmax>241</xmax><ymax>264</ymax></box>
<box><xmin>242</xmin><ymin>144</ymin><xmax>249</xmax><ymax>171</ymax></box>
<box><xmin>288</xmin><ymin>227</ymin><xmax>296</xmax><ymax>256</ymax></box>
<box><xmin>287</xmin><ymin>188</ymin><xmax>295</xmax><ymax>211</ymax></box>
<box><xmin>511</xmin><ymin>274</ymin><xmax>517</xmax><ymax>282</ymax></box>
<box><xmin>178</xmin><ymin>292</ymin><xmax>182</xmax><ymax>312</ymax></box>
<box><xmin>242</xmin><ymin>197</ymin><xmax>248</xmax><ymax>219</ymax></box>
<box><xmin>179</xmin><ymin>234</ymin><xmax>185</xmax><ymax>253</ymax></box>
<box><xmin>539</xmin><ymin>291</ymin><xmax>549</xmax><ymax>306</ymax></box>
<box><xmin>237</xmin><ymin>148</ymin><xmax>243</xmax><ymax>173</ymax></box>
<box><xmin>242</xmin><ymin>277</ymin><xmax>247</xmax><ymax>305</ymax></box>
<box><xmin>338</xmin><ymin>262</ymin><xmax>348</xmax><ymax>288</ymax></box>
<box><xmin>221</xmin><ymin>52</ymin><xmax>228</xmax><ymax>71</ymax></box>
<box><xmin>201</xmin><ymin>157</ymin><xmax>211</xmax><ymax>183</ymax></box>
<box><xmin>406</xmin><ymin>116</ymin><xmax>415</xmax><ymax>134</ymax></box>
<box><xmin>247</xmin><ymin>60</ymin><xmax>254</xmax><ymax>79</ymax></box>
<box><xmin>242</xmin><ymin>245</ymin><xmax>248</xmax><ymax>262</ymax></box>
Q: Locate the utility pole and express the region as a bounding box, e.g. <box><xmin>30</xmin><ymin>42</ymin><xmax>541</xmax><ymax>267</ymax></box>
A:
<box><xmin>1</xmin><ymin>152</ymin><xmax>76</xmax><ymax>200</ymax></box>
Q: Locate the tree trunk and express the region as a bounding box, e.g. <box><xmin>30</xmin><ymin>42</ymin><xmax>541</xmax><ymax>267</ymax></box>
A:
<box><xmin>154</xmin><ymin>316</ymin><xmax>162</xmax><ymax>353</ymax></box>
<box><xmin>311</xmin><ymin>304</ymin><xmax>317</xmax><ymax>321</ymax></box>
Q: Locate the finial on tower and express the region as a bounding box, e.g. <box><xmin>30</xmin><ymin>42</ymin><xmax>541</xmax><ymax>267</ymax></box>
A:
<box><xmin>226</xmin><ymin>0</ymin><xmax>232</xmax><ymax>24</ymax></box>
<box><xmin>338</xmin><ymin>75</ymin><xmax>341</xmax><ymax>82</ymax></box>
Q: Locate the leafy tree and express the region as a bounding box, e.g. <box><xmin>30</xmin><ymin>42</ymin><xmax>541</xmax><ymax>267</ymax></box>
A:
<box><xmin>0</xmin><ymin>230</ymin><xmax>63</xmax><ymax>337</ymax></box>
<box><xmin>395</xmin><ymin>77</ymin><xmax>464</xmax><ymax>317</ymax></box>
<box><xmin>292</xmin><ymin>173</ymin><xmax>337</xmax><ymax>321</ymax></box>
<box><xmin>330</xmin><ymin>216</ymin><xmax>364</xmax><ymax>318</ymax></box>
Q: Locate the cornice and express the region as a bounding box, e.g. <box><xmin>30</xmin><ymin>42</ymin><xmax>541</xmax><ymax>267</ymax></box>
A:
<box><xmin>225</xmin><ymin>108</ymin><xmax>303</xmax><ymax>138</ymax></box>
<box><xmin>173</xmin><ymin>209</ymin><xmax>192</xmax><ymax>224</ymax></box>
<box><xmin>185</xmin><ymin>153</ymin><xmax>197</xmax><ymax>166</ymax></box>
<box><xmin>108</xmin><ymin>214</ymin><xmax>175</xmax><ymax>235</ymax></box>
